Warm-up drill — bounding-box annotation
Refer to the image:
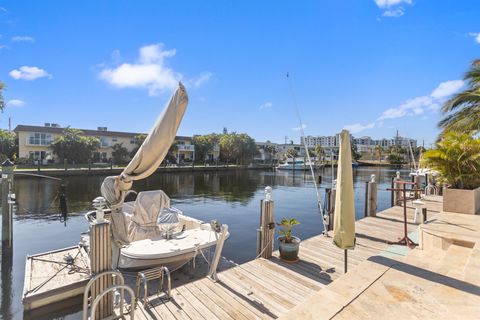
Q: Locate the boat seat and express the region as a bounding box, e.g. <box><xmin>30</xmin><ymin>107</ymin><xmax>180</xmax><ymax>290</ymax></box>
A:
<box><xmin>126</xmin><ymin>190</ymin><xmax>171</xmax><ymax>242</ymax></box>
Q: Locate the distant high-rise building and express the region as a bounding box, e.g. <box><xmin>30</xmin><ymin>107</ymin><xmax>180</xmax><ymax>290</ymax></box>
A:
<box><xmin>302</xmin><ymin>134</ymin><xmax>417</xmax><ymax>153</ymax></box>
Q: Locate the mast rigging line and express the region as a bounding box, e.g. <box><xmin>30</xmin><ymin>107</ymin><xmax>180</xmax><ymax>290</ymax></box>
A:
<box><xmin>286</xmin><ymin>72</ymin><xmax>328</xmax><ymax>236</ymax></box>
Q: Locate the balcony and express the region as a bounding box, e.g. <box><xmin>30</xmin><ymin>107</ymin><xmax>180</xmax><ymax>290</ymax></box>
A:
<box><xmin>177</xmin><ymin>144</ymin><xmax>195</xmax><ymax>152</ymax></box>
<box><xmin>25</xmin><ymin>138</ymin><xmax>53</xmax><ymax>147</ymax></box>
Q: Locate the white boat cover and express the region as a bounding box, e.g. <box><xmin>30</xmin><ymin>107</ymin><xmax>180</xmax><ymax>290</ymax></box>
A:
<box><xmin>100</xmin><ymin>83</ymin><xmax>188</xmax><ymax>246</ymax></box>
<box><xmin>126</xmin><ymin>190</ymin><xmax>170</xmax><ymax>242</ymax></box>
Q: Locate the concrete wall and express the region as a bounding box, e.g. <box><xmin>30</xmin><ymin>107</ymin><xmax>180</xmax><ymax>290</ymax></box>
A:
<box><xmin>443</xmin><ymin>187</ymin><xmax>480</xmax><ymax>215</ymax></box>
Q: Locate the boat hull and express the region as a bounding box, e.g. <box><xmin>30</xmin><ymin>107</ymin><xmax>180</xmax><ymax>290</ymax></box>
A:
<box><xmin>277</xmin><ymin>164</ymin><xmax>322</xmax><ymax>171</ymax></box>
<box><xmin>118</xmin><ymin>243</ymin><xmax>217</xmax><ymax>270</ymax></box>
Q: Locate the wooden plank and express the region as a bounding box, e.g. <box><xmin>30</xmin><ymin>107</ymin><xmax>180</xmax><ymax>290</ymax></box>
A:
<box><xmin>238</xmin><ymin>263</ymin><xmax>308</xmax><ymax>303</ymax></box>
<box><xmin>185</xmin><ymin>282</ymin><xmax>236</xmax><ymax>320</ymax></box>
<box><xmin>300</xmin><ymin>240</ymin><xmax>364</xmax><ymax>266</ymax></box>
<box><xmin>194</xmin><ymin>279</ymin><xmax>255</xmax><ymax>320</ymax></box>
<box><xmin>219</xmin><ymin>269</ymin><xmax>288</xmax><ymax>316</ymax></box>
<box><xmin>162</xmin><ymin>294</ymin><xmax>193</xmax><ymax>320</ymax></box>
<box><xmin>222</xmin><ymin>265</ymin><xmax>296</xmax><ymax>310</ymax></box>
<box><xmin>202</xmin><ymin>277</ymin><xmax>271</xmax><ymax>320</ymax></box>
<box><xmin>145</xmin><ymin>296</ymin><xmax>177</xmax><ymax>320</ymax></box>
<box><xmin>132</xmin><ymin>304</ymin><xmax>151</xmax><ymax>320</ymax></box>
<box><xmin>270</xmin><ymin>254</ymin><xmax>335</xmax><ymax>284</ymax></box>
<box><xmin>245</xmin><ymin>260</ymin><xmax>316</xmax><ymax>295</ymax></box>
<box><xmin>169</xmin><ymin>287</ymin><xmax>207</xmax><ymax>320</ymax></box>
<box><xmin>254</xmin><ymin>258</ymin><xmax>323</xmax><ymax>291</ymax></box>
<box><xmin>176</xmin><ymin>285</ymin><xmax>220</xmax><ymax>320</ymax></box>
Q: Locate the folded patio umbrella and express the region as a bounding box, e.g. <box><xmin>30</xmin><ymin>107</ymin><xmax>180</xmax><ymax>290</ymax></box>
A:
<box><xmin>333</xmin><ymin>129</ymin><xmax>356</xmax><ymax>272</ymax></box>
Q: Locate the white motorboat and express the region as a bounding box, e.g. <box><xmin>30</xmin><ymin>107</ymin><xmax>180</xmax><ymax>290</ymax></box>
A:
<box><xmin>83</xmin><ymin>190</ymin><xmax>229</xmax><ymax>270</ymax></box>
<box><xmin>277</xmin><ymin>158</ymin><xmax>322</xmax><ymax>171</ymax></box>
<box><xmin>81</xmin><ymin>84</ymin><xmax>229</xmax><ymax>271</ymax></box>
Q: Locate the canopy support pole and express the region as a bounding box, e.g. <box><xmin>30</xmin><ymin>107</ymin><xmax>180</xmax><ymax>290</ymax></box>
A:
<box><xmin>344</xmin><ymin>250</ymin><xmax>348</xmax><ymax>273</ymax></box>
<box><xmin>208</xmin><ymin>224</ymin><xmax>228</xmax><ymax>282</ymax></box>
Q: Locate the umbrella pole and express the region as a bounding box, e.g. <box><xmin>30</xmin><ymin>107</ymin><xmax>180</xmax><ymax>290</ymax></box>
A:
<box><xmin>344</xmin><ymin>250</ymin><xmax>347</xmax><ymax>273</ymax></box>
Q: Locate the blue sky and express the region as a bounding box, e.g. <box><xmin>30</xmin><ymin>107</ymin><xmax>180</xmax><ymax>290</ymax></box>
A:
<box><xmin>0</xmin><ymin>0</ymin><xmax>478</xmax><ymax>146</ymax></box>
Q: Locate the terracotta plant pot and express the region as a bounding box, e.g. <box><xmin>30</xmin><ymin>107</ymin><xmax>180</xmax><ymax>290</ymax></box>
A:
<box><xmin>278</xmin><ymin>236</ymin><xmax>301</xmax><ymax>261</ymax></box>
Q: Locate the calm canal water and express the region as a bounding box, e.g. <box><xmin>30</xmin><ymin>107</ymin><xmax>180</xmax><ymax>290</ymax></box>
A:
<box><xmin>0</xmin><ymin>167</ymin><xmax>411</xmax><ymax>319</ymax></box>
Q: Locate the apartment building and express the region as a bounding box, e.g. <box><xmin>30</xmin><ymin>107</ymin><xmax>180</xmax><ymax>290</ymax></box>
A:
<box><xmin>14</xmin><ymin>124</ymin><xmax>195</xmax><ymax>164</ymax></box>
<box><xmin>303</xmin><ymin>134</ymin><xmax>417</xmax><ymax>152</ymax></box>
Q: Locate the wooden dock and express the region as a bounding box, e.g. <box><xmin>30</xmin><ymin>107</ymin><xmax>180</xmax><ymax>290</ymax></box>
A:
<box><xmin>126</xmin><ymin>196</ymin><xmax>443</xmax><ymax>320</ymax></box>
<box><xmin>23</xmin><ymin>246</ymin><xmax>90</xmax><ymax>311</ymax></box>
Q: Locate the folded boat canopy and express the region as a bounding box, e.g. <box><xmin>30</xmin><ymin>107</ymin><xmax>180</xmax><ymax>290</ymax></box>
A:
<box><xmin>101</xmin><ymin>83</ymin><xmax>189</xmax><ymax>245</ymax></box>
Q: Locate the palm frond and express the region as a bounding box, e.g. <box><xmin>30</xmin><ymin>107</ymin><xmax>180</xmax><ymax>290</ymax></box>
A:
<box><xmin>439</xmin><ymin>105</ymin><xmax>480</xmax><ymax>134</ymax></box>
<box><xmin>442</xmin><ymin>89</ymin><xmax>480</xmax><ymax>113</ymax></box>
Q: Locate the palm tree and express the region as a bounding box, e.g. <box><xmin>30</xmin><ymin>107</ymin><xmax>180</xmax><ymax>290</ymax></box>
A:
<box><xmin>422</xmin><ymin>131</ymin><xmax>480</xmax><ymax>189</ymax></box>
<box><xmin>374</xmin><ymin>145</ymin><xmax>383</xmax><ymax>163</ymax></box>
<box><xmin>315</xmin><ymin>144</ymin><xmax>324</xmax><ymax>164</ymax></box>
<box><xmin>439</xmin><ymin>59</ymin><xmax>480</xmax><ymax>134</ymax></box>
<box><xmin>264</xmin><ymin>145</ymin><xmax>276</xmax><ymax>164</ymax></box>
<box><xmin>286</xmin><ymin>148</ymin><xmax>298</xmax><ymax>160</ymax></box>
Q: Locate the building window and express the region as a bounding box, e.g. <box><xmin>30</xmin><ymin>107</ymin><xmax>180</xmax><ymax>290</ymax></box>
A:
<box><xmin>27</xmin><ymin>132</ymin><xmax>53</xmax><ymax>146</ymax></box>
<box><xmin>29</xmin><ymin>151</ymin><xmax>52</xmax><ymax>162</ymax></box>
<box><xmin>112</xmin><ymin>137</ymin><xmax>118</xmax><ymax>143</ymax></box>
<box><xmin>100</xmin><ymin>137</ymin><xmax>109</xmax><ymax>147</ymax></box>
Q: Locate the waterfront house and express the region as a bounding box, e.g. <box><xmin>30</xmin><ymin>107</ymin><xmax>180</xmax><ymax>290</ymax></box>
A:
<box><xmin>14</xmin><ymin>124</ymin><xmax>195</xmax><ymax>164</ymax></box>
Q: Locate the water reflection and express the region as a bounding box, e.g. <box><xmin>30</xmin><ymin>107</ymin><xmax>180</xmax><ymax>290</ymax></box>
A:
<box><xmin>2</xmin><ymin>167</ymin><xmax>411</xmax><ymax>320</ymax></box>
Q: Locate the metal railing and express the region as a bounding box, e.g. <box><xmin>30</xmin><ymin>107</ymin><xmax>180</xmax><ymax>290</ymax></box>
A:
<box><xmin>135</xmin><ymin>266</ymin><xmax>171</xmax><ymax>307</ymax></box>
<box><xmin>82</xmin><ymin>270</ymin><xmax>132</xmax><ymax>320</ymax></box>
<box><xmin>90</xmin><ymin>285</ymin><xmax>135</xmax><ymax>320</ymax></box>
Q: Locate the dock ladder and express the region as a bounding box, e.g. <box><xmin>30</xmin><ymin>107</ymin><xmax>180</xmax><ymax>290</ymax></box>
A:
<box><xmin>82</xmin><ymin>270</ymin><xmax>135</xmax><ymax>320</ymax></box>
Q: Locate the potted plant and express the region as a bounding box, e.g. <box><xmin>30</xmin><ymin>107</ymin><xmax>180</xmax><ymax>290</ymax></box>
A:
<box><xmin>277</xmin><ymin>217</ymin><xmax>301</xmax><ymax>261</ymax></box>
<box><xmin>422</xmin><ymin>131</ymin><xmax>480</xmax><ymax>214</ymax></box>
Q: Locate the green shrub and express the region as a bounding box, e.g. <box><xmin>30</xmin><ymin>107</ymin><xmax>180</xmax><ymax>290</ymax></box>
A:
<box><xmin>422</xmin><ymin>132</ymin><xmax>480</xmax><ymax>189</ymax></box>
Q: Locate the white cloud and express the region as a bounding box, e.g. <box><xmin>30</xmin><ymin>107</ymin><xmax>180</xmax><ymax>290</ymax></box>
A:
<box><xmin>99</xmin><ymin>44</ymin><xmax>211</xmax><ymax>95</ymax></box>
<box><xmin>382</xmin><ymin>8</ymin><xmax>404</xmax><ymax>17</ymax></box>
<box><xmin>374</xmin><ymin>0</ymin><xmax>411</xmax><ymax>8</ymax></box>
<box><xmin>0</xmin><ymin>45</ymin><xmax>7</xmax><ymax>50</ymax></box>
<box><xmin>343</xmin><ymin>123</ymin><xmax>375</xmax><ymax>133</ymax></box>
<box><xmin>9</xmin><ymin>66</ymin><xmax>52</xmax><ymax>80</ymax></box>
<box><xmin>7</xmin><ymin>99</ymin><xmax>25</xmax><ymax>107</ymax></box>
<box><xmin>430</xmin><ymin>80</ymin><xmax>464</xmax><ymax>99</ymax></box>
<box><xmin>11</xmin><ymin>35</ymin><xmax>35</xmax><ymax>43</ymax></box>
<box><xmin>259</xmin><ymin>101</ymin><xmax>273</xmax><ymax>110</ymax></box>
<box><xmin>99</xmin><ymin>43</ymin><xmax>182</xmax><ymax>95</ymax></box>
<box><xmin>379</xmin><ymin>96</ymin><xmax>432</xmax><ymax>120</ymax></box>
<box><xmin>190</xmin><ymin>72</ymin><xmax>212</xmax><ymax>88</ymax></box>
<box><xmin>468</xmin><ymin>32</ymin><xmax>480</xmax><ymax>44</ymax></box>
<box><xmin>0</xmin><ymin>7</ymin><xmax>6</xmax><ymax>13</ymax></box>
<box><xmin>292</xmin><ymin>124</ymin><xmax>307</xmax><ymax>131</ymax></box>
<box><xmin>378</xmin><ymin>79</ymin><xmax>464</xmax><ymax>120</ymax></box>
<box><xmin>374</xmin><ymin>0</ymin><xmax>412</xmax><ymax>18</ymax></box>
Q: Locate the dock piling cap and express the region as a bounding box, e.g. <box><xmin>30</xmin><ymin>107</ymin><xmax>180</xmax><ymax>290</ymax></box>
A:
<box><xmin>1</xmin><ymin>159</ymin><xmax>14</xmax><ymax>167</ymax></box>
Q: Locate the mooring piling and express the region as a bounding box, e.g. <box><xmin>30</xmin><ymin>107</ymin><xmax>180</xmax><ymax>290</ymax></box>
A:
<box><xmin>1</xmin><ymin>159</ymin><xmax>14</xmax><ymax>248</ymax></box>
<box><xmin>367</xmin><ymin>174</ymin><xmax>377</xmax><ymax>217</ymax></box>
<box><xmin>256</xmin><ymin>186</ymin><xmax>275</xmax><ymax>259</ymax></box>
<box><xmin>393</xmin><ymin>171</ymin><xmax>402</xmax><ymax>206</ymax></box>
<box><xmin>89</xmin><ymin>218</ymin><xmax>113</xmax><ymax>319</ymax></box>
